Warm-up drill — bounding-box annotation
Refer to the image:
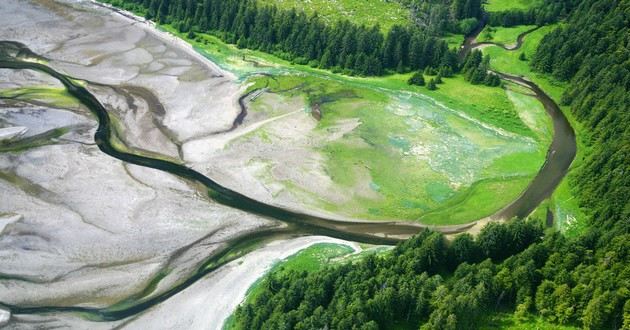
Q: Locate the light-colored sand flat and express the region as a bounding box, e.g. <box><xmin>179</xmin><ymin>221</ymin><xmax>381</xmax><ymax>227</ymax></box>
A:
<box><xmin>0</xmin><ymin>126</ymin><xmax>28</xmax><ymax>141</ymax></box>
<box><xmin>0</xmin><ymin>0</ymin><xmax>278</xmax><ymax>316</ymax></box>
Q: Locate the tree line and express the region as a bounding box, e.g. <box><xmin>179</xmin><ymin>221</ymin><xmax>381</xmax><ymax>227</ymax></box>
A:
<box><xmin>102</xmin><ymin>0</ymin><xmax>463</xmax><ymax>76</ymax></box>
<box><xmin>531</xmin><ymin>0</ymin><xmax>629</xmax><ymax>238</ymax></box>
<box><xmin>398</xmin><ymin>0</ymin><xmax>483</xmax><ymax>35</ymax></box>
<box><xmin>487</xmin><ymin>0</ymin><xmax>578</xmax><ymax>27</ymax></box>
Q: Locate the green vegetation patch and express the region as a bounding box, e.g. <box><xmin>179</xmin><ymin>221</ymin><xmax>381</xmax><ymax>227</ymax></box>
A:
<box><xmin>258</xmin><ymin>0</ymin><xmax>410</xmax><ymax>31</ymax></box>
<box><xmin>480</xmin><ymin>312</ymin><xmax>578</xmax><ymax>330</ymax></box>
<box><xmin>477</xmin><ymin>25</ymin><xmax>537</xmax><ymax>45</ymax></box>
<box><xmin>481</xmin><ymin>24</ymin><xmax>561</xmax><ymax>78</ymax></box>
<box><xmin>484</xmin><ymin>0</ymin><xmax>542</xmax><ymax>13</ymax></box>
<box><xmin>419</xmin><ymin>175</ymin><xmax>533</xmax><ymax>224</ymax></box>
<box><xmin>0</xmin><ymin>86</ymin><xmax>79</xmax><ymax>108</ymax></box>
<box><xmin>243</xmin><ymin>72</ymin><xmax>544</xmax><ymax>224</ymax></box>
<box><xmin>442</xmin><ymin>33</ymin><xmax>465</xmax><ymax>50</ymax></box>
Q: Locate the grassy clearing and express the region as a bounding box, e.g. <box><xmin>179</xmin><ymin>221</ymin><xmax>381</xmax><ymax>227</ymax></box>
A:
<box><xmin>505</xmin><ymin>84</ymin><xmax>552</xmax><ymax>144</ymax></box>
<box><xmin>443</xmin><ymin>33</ymin><xmax>465</xmax><ymax>50</ymax></box>
<box><xmin>258</xmin><ymin>0</ymin><xmax>410</xmax><ymax>31</ymax></box>
<box><xmin>157</xmin><ymin>21</ymin><xmax>548</xmax><ymax>225</ymax></box>
<box><xmin>482</xmin><ymin>24</ymin><xmax>562</xmax><ymax>79</ymax></box>
<box><xmin>484</xmin><ymin>0</ymin><xmax>542</xmax><ymax>12</ymax></box>
<box><xmin>362</xmin><ymin>73</ymin><xmax>536</xmax><ymax>138</ymax></box>
<box><xmin>478</xmin><ymin>25</ymin><xmax>537</xmax><ymax>45</ymax></box>
<box><xmin>245</xmin><ymin>73</ymin><xmax>544</xmax><ymax>224</ymax></box>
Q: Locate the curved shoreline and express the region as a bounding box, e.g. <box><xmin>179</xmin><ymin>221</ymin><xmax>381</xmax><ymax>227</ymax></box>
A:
<box><xmin>460</xmin><ymin>20</ymin><xmax>576</xmax><ymax>222</ymax></box>
<box><xmin>491</xmin><ymin>72</ymin><xmax>576</xmax><ymax>219</ymax></box>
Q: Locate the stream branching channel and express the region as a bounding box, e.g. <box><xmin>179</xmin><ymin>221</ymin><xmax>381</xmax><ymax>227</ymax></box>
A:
<box><xmin>0</xmin><ymin>17</ymin><xmax>575</xmax><ymax>322</ymax></box>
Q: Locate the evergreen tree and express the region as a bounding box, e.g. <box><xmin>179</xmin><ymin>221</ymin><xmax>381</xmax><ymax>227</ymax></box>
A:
<box><xmin>435</xmin><ymin>73</ymin><xmax>443</xmax><ymax>84</ymax></box>
<box><xmin>408</xmin><ymin>71</ymin><xmax>426</xmax><ymax>86</ymax></box>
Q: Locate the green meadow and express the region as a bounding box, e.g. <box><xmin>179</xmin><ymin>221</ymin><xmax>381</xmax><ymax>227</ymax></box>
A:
<box><xmin>158</xmin><ymin>21</ymin><xmax>552</xmax><ymax>225</ymax></box>
<box><xmin>477</xmin><ymin>25</ymin><xmax>538</xmax><ymax>45</ymax></box>
<box><xmin>484</xmin><ymin>0</ymin><xmax>543</xmax><ymax>12</ymax></box>
<box><xmin>257</xmin><ymin>0</ymin><xmax>410</xmax><ymax>31</ymax></box>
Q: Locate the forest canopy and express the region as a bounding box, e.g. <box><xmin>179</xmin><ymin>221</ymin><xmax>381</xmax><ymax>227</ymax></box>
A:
<box><xmin>102</xmin><ymin>0</ymin><xmax>472</xmax><ymax>76</ymax></box>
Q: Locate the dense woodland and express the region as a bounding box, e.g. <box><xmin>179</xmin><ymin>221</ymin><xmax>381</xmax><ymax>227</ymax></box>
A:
<box><xmin>461</xmin><ymin>50</ymin><xmax>501</xmax><ymax>86</ymax></box>
<box><xmin>398</xmin><ymin>0</ymin><xmax>483</xmax><ymax>34</ymax></box>
<box><xmin>103</xmin><ymin>0</ymin><xmax>473</xmax><ymax>76</ymax></box>
<box><xmin>229</xmin><ymin>0</ymin><xmax>630</xmax><ymax>328</ymax></box>
<box><xmin>487</xmin><ymin>0</ymin><xmax>579</xmax><ymax>26</ymax></box>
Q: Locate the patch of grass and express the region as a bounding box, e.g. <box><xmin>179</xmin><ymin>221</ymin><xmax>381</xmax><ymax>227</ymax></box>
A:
<box><xmin>479</xmin><ymin>312</ymin><xmax>578</xmax><ymax>329</ymax></box>
<box><xmin>482</xmin><ymin>24</ymin><xmax>561</xmax><ymax>79</ymax></box>
<box><xmin>484</xmin><ymin>0</ymin><xmax>543</xmax><ymax>12</ymax></box>
<box><xmin>419</xmin><ymin>175</ymin><xmax>533</xmax><ymax>224</ymax></box>
<box><xmin>258</xmin><ymin>0</ymin><xmax>410</xmax><ymax>31</ymax></box>
<box><xmin>505</xmin><ymin>85</ymin><xmax>553</xmax><ymax>143</ymax></box>
<box><xmin>239</xmin><ymin>243</ymin><xmax>355</xmax><ymax>303</ymax></box>
<box><xmin>478</xmin><ymin>25</ymin><xmax>537</xmax><ymax>45</ymax></box>
<box><xmin>443</xmin><ymin>33</ymin><xmax>465</xmax><ymax>50</ymax></box>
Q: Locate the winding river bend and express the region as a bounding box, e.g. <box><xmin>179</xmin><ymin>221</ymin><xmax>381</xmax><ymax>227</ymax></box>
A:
<box><xmin>0</xmin><ymin>14</ymin><xmax>576</xmax><ymax>323</ymax></box>
<box><xmin>460</xmin><ymin>21</ymin><xmax>577</xmax><ymax>221</ymax></box>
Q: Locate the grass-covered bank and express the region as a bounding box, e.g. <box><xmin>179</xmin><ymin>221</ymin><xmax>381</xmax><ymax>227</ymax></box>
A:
<box><xmin>477</xmin><ymin>25</ymin><xmax>538</xmax><ymax>45</ymax></box>
<box><xmin>478</xmin><ymin>24</ymin><xmax>588</xmax><ymax>235</ymax></box>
